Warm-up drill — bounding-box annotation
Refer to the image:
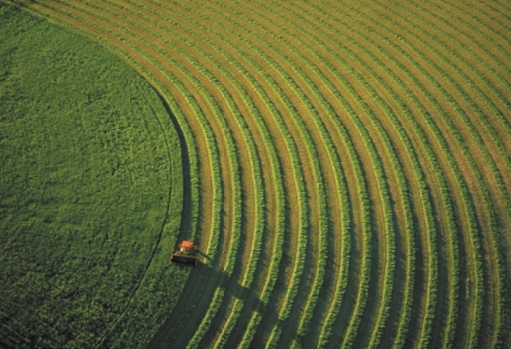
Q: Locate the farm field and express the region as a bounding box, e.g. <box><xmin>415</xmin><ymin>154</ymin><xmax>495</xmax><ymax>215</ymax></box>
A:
<box><xmin>1</xmin><ymin>0</ymin><xmax>511</xmax><ymax>348</ymax></box>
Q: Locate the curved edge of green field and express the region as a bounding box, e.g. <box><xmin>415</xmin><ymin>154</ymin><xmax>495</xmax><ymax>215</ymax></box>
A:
<box><xmin>0</xmin><ymin>4</ymin><xmax>190</xmax><ymax>349</ymax></box>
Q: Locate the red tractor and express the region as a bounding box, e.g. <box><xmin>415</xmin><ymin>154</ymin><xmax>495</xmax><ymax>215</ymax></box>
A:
<box><xmin>171</xmin><ymin>240</ymin><xmax>198</xmax><ymax>266</ymax></box>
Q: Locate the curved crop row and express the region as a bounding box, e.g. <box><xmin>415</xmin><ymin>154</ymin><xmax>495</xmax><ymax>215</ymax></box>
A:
<box><xmin>303</xmin><ymin>6</ymin><xmax>455</xmax><ymax>348</ymax></box>
<box><xmin>348</xmin><ymin>2</ymin><xmax>508</xmax><ymax>346</ymax></box>
<box><xmin>364</xmin><ymin>3</ymin><xmax>507</xmax><ymax>347</ymax></box>
<box><xmin>272</xmin><ymin>4</ymin><xmax>432</xmax><ymax>346</ymax></box>
<box><xmin>334</xmin><ymin>4</ymin><xmax>478</xmax><ymax>346</ymax></box>
<box><xmin>200</xmin><ymin>4</ymin><xmax>354</xmax><ymax>347</ymax></box>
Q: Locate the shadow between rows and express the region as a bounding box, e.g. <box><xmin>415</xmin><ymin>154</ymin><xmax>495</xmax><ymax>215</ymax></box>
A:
<box><xmin>147</xmin><ymin>249</ymin><xmax>272</xmax><ymax>349</ymax></box>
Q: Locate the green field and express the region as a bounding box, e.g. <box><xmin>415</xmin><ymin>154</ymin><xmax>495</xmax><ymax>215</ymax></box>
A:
<box><xmin>0</xmin><ymin>4</ymin><xmax>187</xmax><ymax>348</ymax></box>
<box><xmin>1</xmin><ymin>0</ymin><xmax>510</xmax><ymax>348</ymax></box>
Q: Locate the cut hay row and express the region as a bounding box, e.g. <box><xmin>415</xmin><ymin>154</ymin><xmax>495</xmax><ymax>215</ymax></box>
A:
<box><xmin>307</xmin><ymin>5</ymin><xmax>458</xmax><ymax>347</ymax></box>
<box><xmin>437</xmin><ymin>1</ymin><xmax>511</xmax><ymax>136</ymax></box>
<box><xmin>400</xmin><ymin>0</ymin><xmax>511</xmax><ymax>202</ymax></box>
<box><xmin>200</xmin><ymin>3</ymin><xmax>348</xmax><ymax>346</ymax></box>
<box><xmin>146</xmin><ymin>2</ymin><xmax>334</xmax><ymax>346</ymax></box>
<box><xmin>206</xmin><ymin>2</ymin><xmax>426</xmax><ymax>346</ymax></box>
<box><xmin>5</xmin><ymin>1</ymin><xmax>511</xmax><ymax>348</ymax></box>
<box><xmin>251</xmin><ymin>1</ymin><xmax>508</xmax><ymax>346</ymax></box>
<box><xmin>208</xmin><ymin>6</ymin><xmax>368</xmax><ymax>346</ymax></box>
<box><xmin>338</xmin><ymin>2</ymin><xmax>510</xmax><ymax>346</ymax></box>
<box><xmin>152</xmin><ymin>4</ymin><xmax>314</xmax><ymax>346</ymax></box>
<box><xmin>270</xmin><ymin>4</ymin><xmax>433</xmax><ymax>348</ymax></box>
<box><xmin>119</xmin><ymin>2</ymin><xmax>348</xmax><ymax>346</ymax></box>
<box><xmin>332</xmin><ymin>4</ymin><xmax>480</xmax><ymax>346</ymax></box>
<box><xmin>282</xmin><ymin>4</ymin><xmax>434</xmax><ymax>346</ymax></box>
<box><xmin>365</xmin><ymin>2</ymin><xmax>508</xmax><ymax>347</ymax></box>
<box><xmin>148</xmin><ymin>7</ymin><xmax>297</xmax><ymax>343</ymax></box>
<box><xmin>399</xmin><ymin>3</ymin><xmax>510</xmax><ymax>345</ymax></box>
<box><xmin>122</xmin><ymin>2</ymin><xmax>292</xmax><ymax>347</ymax></box>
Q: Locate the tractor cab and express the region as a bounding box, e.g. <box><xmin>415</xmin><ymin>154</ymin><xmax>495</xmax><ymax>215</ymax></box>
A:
<box><xmin>171</xmin><ymin>240</ymin><xmax>198</xmax><ymax>265</ymax></box>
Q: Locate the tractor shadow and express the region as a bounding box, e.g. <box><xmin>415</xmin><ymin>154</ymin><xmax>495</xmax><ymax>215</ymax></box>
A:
<box><xmin>194</xmin><ymin>251</ymin><xmax>269</xmax><ymax>317</ymax></box>
<box><xmin>193</xmin><ymin>255</ymin><xmax>274</xmax><ymax>345</ymax></box>
<box><xmin>149</xmin><ymin>250</ymin><xmax>275</xmax><ymax>348</ymax></box>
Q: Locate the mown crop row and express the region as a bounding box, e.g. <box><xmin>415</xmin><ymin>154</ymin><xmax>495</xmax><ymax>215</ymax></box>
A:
<box><xmin>161</xmin><ymin>10</ymin><xmax>314</xmax><ymax>349</ymax></box>
<box><xmin>268</xmin><ymin>4</ymin><xmax>428</xmax><ymax>346</ymax></box>
<box><xmin>207</xmin><ymin>8</ymin><xmax>372</xmax><ymax>348</ymax></box>
<box><xmin>314</xmin><ymin>3</ymin><xmax>486</xmax><ymax>348</ymax></box>
<box><xmin>207</xmin><ymin>10</ymin><xmax>337</xmax><ymax>348</ymax></box>
<box><xmin>364</xmin><ymin>2</ymin><xmax>508</xmax><ymax>344</ymax></box>
<box><xmin>332</xmin><ymin>6</ymin><xmax>476</xmax><ymax>346</ymax></box>
<box><xmin>303</xmin><ymin>5</ymin><xmax>455</xmax><ymax>347</ymax></box>
<box><xmin>404</xmin><ymin>5</ymin><xmax>511</xmax><ymax>343</ymax></box>
<box><xmin>130</xmin><ymin>2</ymin><xmax>360</xmax><ymax>346</ymax></box>
<box><xmin>356</xmin><ymin>2</ymin><xmax>511</xmax><ymax>346</ymax></box>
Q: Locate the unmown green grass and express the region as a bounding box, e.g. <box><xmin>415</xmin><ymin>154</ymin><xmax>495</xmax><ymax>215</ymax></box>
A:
<box><xmin>0</xmin><ymin>4</ymin><xmax>186</xmax><ymax>348</ymax></box>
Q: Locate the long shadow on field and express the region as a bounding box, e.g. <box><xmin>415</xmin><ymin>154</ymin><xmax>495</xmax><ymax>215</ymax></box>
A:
<box><xmin>148</xmin><ymin>252</ymin><xmax>270</xmax><ymax>349</ymax></box>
